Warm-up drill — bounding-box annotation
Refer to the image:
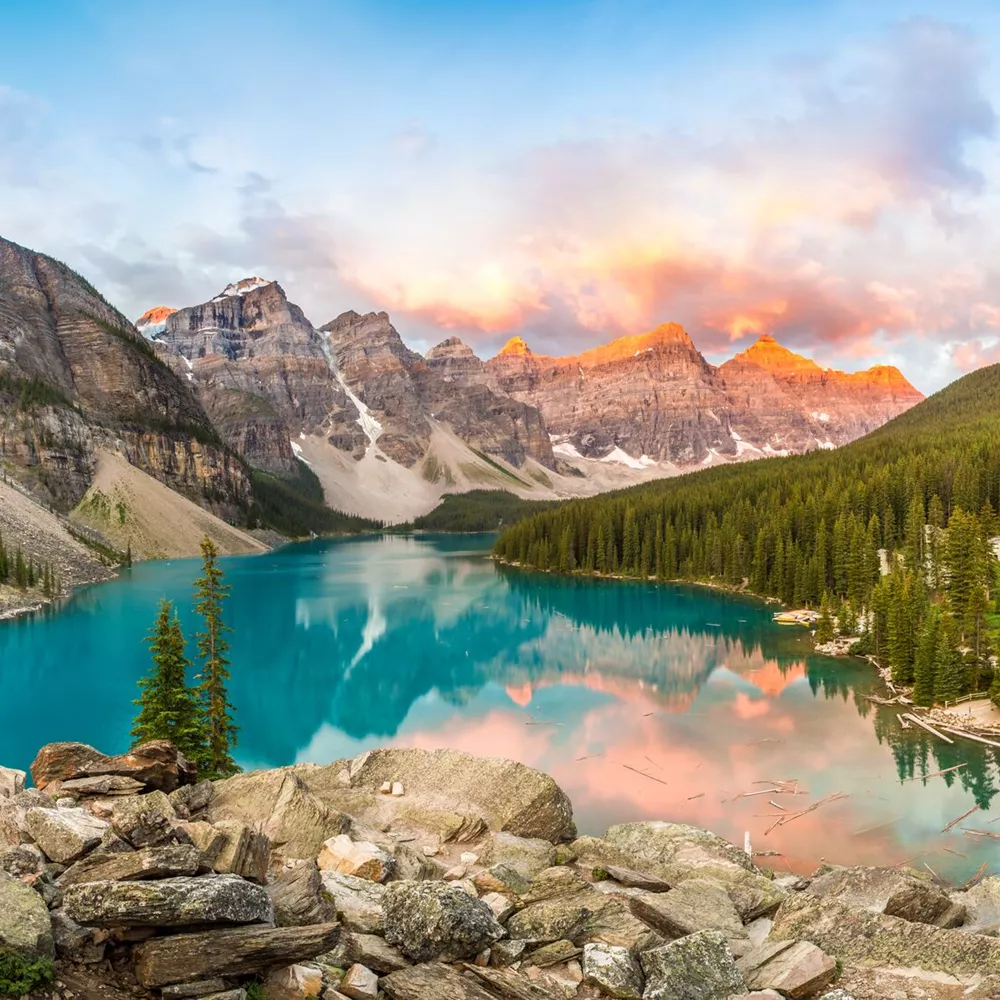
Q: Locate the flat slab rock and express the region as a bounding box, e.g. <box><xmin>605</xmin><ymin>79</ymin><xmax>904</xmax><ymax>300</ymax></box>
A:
<box><xmin>382</xmin><ymin>963</ymin><xmax>563</xmax><ymax>1000</ymax></box>
<box><xmin>58</xmin><ymin>843</ymin><xmax>202</xmax><ymax>888</ymax></box>
<box><xmin>62</xmin><ymin>874</ymin><xmax>273</xmax><ymax>928</ymax></box>
<box><xmin>31</xmin><ymin>740</ymin><xmax>196</xmax><ymax>793</ymax></box>
<box><xmin>133</xmin><ymin>922</ymin><xmax>342</xmax><ymax>987</ymax></box>
<box><xmin>738</xmin><ymin>939</ymin><xmax>837</xmax><ymax>999</ymax></box>
<box><xmin>25</xmin><ymin>806</ymin><xmax>109</xmax><ymax>863</ymax></box>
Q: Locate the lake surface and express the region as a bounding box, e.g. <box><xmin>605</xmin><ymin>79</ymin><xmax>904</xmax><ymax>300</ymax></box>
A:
<box><xmin>3</xmin><ymin>533</ymin><xmax>999</xmax><ymax>881</ymax></box>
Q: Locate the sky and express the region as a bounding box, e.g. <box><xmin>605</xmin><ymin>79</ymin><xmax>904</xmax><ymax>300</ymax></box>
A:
<box><xmin>4</xmin><ymin>1</ymin><xmax>1000</xmax><ymax>392</ymax></box>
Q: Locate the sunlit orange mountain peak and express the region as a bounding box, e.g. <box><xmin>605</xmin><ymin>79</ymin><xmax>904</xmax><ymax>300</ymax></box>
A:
<box><xmin>731</xmin><ymin>334</ymin><xmax>823</xmax><ymax>376</ymax></box>
<box><xmin>498</xmin><ymin>335</ymin><xmax>533</xmax><ymax>357</ymax></box>
<box><xmin>136</xmin><ymin>305</ymin><xmax>176</xmax><ymax>328</ymax></box>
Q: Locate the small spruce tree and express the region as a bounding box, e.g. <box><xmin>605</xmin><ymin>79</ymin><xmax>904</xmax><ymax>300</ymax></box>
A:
<box><xmin>815</xmin><ymin>592</ymin><xmax>835</xmax><ymax>644</ymax></box>
<box><xmin>132</xmin><ymin>599</ymin><xmax>204</xmax><ymax>759</ymax></box>
<box><xmin>193</xmin><ymin>537</ymin><xmax>239</xmax><ymax>779</ymax></box>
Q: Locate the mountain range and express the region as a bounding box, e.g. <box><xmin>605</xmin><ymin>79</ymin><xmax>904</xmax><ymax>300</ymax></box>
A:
<box><xmin>0</xmin><ymin>234</ymin><xmax>922</xmax><ymax>570</ymax></box>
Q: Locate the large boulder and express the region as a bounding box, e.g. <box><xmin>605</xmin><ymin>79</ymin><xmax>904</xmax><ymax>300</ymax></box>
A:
<box><xmin>268</xmin><ymin>860</ymin><xmax>337</xmax><ymax>927</ymax></box>
<box><xmin>25</xmin><ymin>807</ymin><xmax>109</xmax><ymax>864</ymax></box>
<box><xmin>320</xmin><ymin>871</ymin><xmax>387</xmax><ymax>933</ymax></box>
<box><xmin>208</xmin><ymin>770</ymin><xmax>349</xmax><ymax>858</ymax></box>
<box><xmin>382</xmin><ymin>880</ymin><xmax>503</xmax><ymax>962</ymax></box>
<box><xmin>0</xmin><ymin>766</ymin><xmax>26</xmax><ymax>798</ymax></box>
<box><xmin>480</xmin><ymin>832</ymin><xmax>557</xmax><ymax>877</ymax></box>
<box><xmin>738</xmin><ymin>940</ymin><xmax>837</xmax><ymax>998</ymax></box>
<box><xmin>58</xmin><ymin>844</ymin><xmax>203</xmax><ymax>888</ymax></box>
<box><xmin>296</xmin><ymin>748</ymin><xmax>576</xmax><ymax>844</ymax></box>
<box><xmin>317</xmin><ymin>835</ymin><xmax>394</xmax><ymax>882</ymax></box>
<box><xmin>771</xmin><ymin>891</ymin><xmax>1000</xmax><ymax>975</ymax></box>
<box><xmin>133</xmin><ymin>924</ymin><xmax>341</xmax><ymax>987</ymax></box>
<box><xmin>589</xmin><ymin>822</ymin><xmax>785</xmax><ymax>921</ymax></box>
<box><xmin>582</xmin><ymin>942</ymin><xmax>644</xmax><ymax>999</ymax></box>
<box><xmin>640</xmin><ymin>929</ymin><xmax>747</xmax><ymax>1000</ymax></box>
<box><xmin>31</xmin><ymin>741</ymin><xmax>196</xmax><ymax>793</ymax></box>
<box><xmin>804</xmin><ymin>865</ymin><xmax>964</xmax><ymax>927</ymax></box>
<box><xmin>629</xmin><ymin>878</ymin><xmax>747</xmax><ymax>942</ymax></box>
<box><xmin>958</xmin><ymin>876</ymin><xmax>1000</xmax><ymax>934</ymax></box>
<box><xmin>111</xmin><ymin>790</ymin><xmax>191</xmax><ymax>848</ymax></box>
<box><xmin>0</xmin><ymin>872</ymin><xmax>55</xmax><ymax>959</ymax></box>
<box><xmin>62</xmin><ymin>874</ymin><xmax>273</xmax><ymax>928</ymax></box>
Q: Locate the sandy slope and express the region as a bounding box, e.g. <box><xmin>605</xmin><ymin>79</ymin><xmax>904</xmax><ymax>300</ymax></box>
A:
<box><xmin>297</xmin><ymin>422</ymin><xmax>682</xmax><ymax>524</ymax></box>
<box><xmin>70</xmin><ymin>452</ymin><xmax>268</xmax><ymax>560</ymax></box>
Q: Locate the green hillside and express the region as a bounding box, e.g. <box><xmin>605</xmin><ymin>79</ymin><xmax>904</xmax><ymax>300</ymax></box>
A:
<box><xmin>408</xmin><ymin>490</ymin><xmax>561</xmax><ymax>532</ymax></box>
<box><xmin>495</xmin><ymin>364</ymin><xmax>1000</xmax><ymax>706</ymax></box>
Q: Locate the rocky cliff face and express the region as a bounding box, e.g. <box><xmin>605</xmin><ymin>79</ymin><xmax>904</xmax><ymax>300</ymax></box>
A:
<box><xmin>157</xmin><ymin>281</ymin><xmax>366</xmax><ymax>475</ymax></box>
<box><xmin>0</xmin><ymin>237</ymin><xmax>251</xmax><ymax>516</ymax></box>
<box><xmin>719</xmin><ymin>334</ymin><xmax>925</xmax><ymax>455</ymax></box>
<box><xmin>483</xmin><ymin>326</ymin><xmax>923</xmax><ymax>467</ymax></box>
<box><xmin>323</xmin><ymin>312</ymin><xmax>555</xmax><ymax>469</ymax></box>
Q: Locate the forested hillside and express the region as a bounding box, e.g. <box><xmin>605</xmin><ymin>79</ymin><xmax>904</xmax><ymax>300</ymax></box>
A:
<box><xmin>494</xmin><ymin>364</ymin><xmax>1000</xmax><ymax>707</ymax></box>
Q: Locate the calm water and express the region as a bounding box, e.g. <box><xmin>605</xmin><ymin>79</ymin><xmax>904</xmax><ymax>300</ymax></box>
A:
<box><xmin>2</xmin><ymin>534</ymin><xmax>999</xmax><ymax>881</ymax></box>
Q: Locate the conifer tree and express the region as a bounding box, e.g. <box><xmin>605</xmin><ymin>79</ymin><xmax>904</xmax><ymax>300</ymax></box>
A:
<box><xmin>913</xmin><ymin>606</ymin><xmax>940</xmax><ymax>707</ymax></box>
<box><xmin>934</xmin><ymin>615</ymin><xmax>964</xmax><ymax>705</ymax></box>
<box><xmin>132</xmin><ymin>600</ymin><xmax>204</xmax><ymax>758</ymax></box>
<box><xmin>815</xmin><ymin>592</ymin><xmax>834</xmax><ymax>644</ymax></box>
<box><xmin>193</xmin><ymin>537</ymin><xmax>239</xmax><ymax>779</ymax></box>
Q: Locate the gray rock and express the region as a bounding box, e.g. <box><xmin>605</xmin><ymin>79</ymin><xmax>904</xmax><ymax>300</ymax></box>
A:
<box><xmin>0</xmin><ymin>871</ymin><xmax>55</xmax><ymax>958</ymax></box>
<box><xmin>161</xmin><ymin>980</ymin><xmax>230</xmax><ymax>999</ymax></box>
<box><xmin>24</xmin><ymin>807</ymin><xmax>109</xmax><ymax>863</ymax></box>
<box><xmin>0</xmin><ymin>765</ymin><xmax>26</xmax><ymax>798</ymax></box>
<box><xmin>472</xmin><ymin>862</ymin><xmax>532</xmax><ymax>897</ymax></box>
<box><xmin>296</xmin><ymin>747</ymin><xmax>577</xmax><ymax>843</ymax></box>
<box><xmin>336</xmin><ymin>931</ymin><xmax>410</xmax><ymax>973</ymax></box>
<box><xmin>339</xmin><ymin>964</ymin><xmax>378</xmax><ymax>1000</ymax></box>
<box><xmin>582</xmin><ymin>942</ymin><xmax>644</xmax><ymax>1000</ymax></box>
<box><xmin>771</xmin><ymin>891</ymin><xmax>1000</xmax><ymax>975</ymax></box>
<box><xmin>269</xmin><ymin>860</ymin><xmax>336</xmax><ymax>927</ymax></box>
<box><xmin>805</xmin><ymin>864</ymin><xmax>963</xmax><ymax>927</ymax></box>
<box><xmin>169</xmin><ymin>780</ymin><xmax>214</xmax><ymax>818</ymax></box>
<box><xmin>50</xmin><ymin>910</ymin><xmax>105</xmax><ymax>963</ymax></box>
<box><xmin>382</xmin><ymin>879</ymin><xmax>503</xmax><ymax>962</ymax></box>
<box><xmin>519</xmin><ymin>865</ymin><xmax>589</xmax><ymax>903</ymax></box>
<box><xmin>599</xmin><ymin>822</ymin><xmax>785</xmax><ymax>922</ymax></box>
<box><xmin>597</xmin><ymin>864</ymin><xmax>672</xmax><ymax>892</ymax></box>
<box><xmin>480</xmin><ymin>831</ymin><xmax>557</xmax><ymax>877</ymax></box>
<box><xmin>111</xmin><ymin>789</ymin><xmax>190</xmax><ymax>848</ymax></box>
<box><xmin>62</xmin><ymin>874</ymin><xmax>273</xmax><ymax>928</ymax></box>
<box><xmin>525</xmin><ymin>939</ymin><xmax>581</xmax><ymax>968</ymax></box>
<box><xmin>738</xmin><ymin>939</ymin><xmax>837</xmax><ymax>998</ymax></box>
<box><xmin>640</xmin><ymin>929</ymin><xmax>746</xmax><ymax>1000</ymax></box>
<box><xmin>959</xmin><ymin>876</ymin><xmax>1000</xmax><ymax>934</ymax></box>
<box><xmin>133</xmin><ymin>923</ymin><xmax>342</xmax><ymax>987</ymax></box>
<box><xmin>208</xmin><ymin>769</ymin><xmax>350</xmax><ymax>858</ymax></box>
<box><xmin>490</xmin><ymin>939</ymin><xmax>527</xmax><ymax>967</ymax></box>
<box><xmin>58</xmin><ymin>843</ymin><xmax>202</xmax><ymax>887</ymax></box>
<box><xmin>629</xmin><ymin>878</ymin><xmax>747</xmax><ymax>941</ymax></box>
<box><xmin>0</xmin><ymin>842</ymin><xmax>45</xmax><ymax>878</ymax></box>
<box><xmin>177</xmin><ymin>820</ymin><xmax>228</xmax><ymax>866</ymax></box>
<box><xmin>481</xmin><ymin>891</ymin><xmax>516</xmax><ymax>922</ymax></box>
<box><xmin>55</xmin><ymin>775</ymin><xmax>145</xmax><ymax>797</ymax></box>
<box><xmin>320</xmin><ymin>871</ymin><xmax>387</xmax><ymax>933</ymax></box>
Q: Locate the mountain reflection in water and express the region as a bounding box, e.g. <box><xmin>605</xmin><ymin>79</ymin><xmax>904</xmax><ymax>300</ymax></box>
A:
<box><xmin>2</xmin><ymin>533</ymin><xmax>999</xmax><ymax>880</ymax></box>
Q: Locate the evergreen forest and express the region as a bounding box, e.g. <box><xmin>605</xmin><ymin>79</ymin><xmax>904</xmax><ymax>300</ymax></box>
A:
<box><xmin>494</xmin><ymin>363</ymin><xmax>1000</xmax><ymax>708</ymax></box>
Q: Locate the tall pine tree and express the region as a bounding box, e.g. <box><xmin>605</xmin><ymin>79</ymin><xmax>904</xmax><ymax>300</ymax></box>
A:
<box><xmin>193</xmin><ymin>538</ymin><xmax>239</xmax><ymax>779</ymax></box>
<box><xmin>132</xmin><ymin>600</ymin><xmax>204</xmax><ymax>759</ymax></box>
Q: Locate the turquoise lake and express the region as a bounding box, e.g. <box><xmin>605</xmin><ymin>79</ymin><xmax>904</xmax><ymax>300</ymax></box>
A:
<box><xmin>2</xmin><ymin>533</ymin><xmax>999</xmax><ymax>881</ymax></box>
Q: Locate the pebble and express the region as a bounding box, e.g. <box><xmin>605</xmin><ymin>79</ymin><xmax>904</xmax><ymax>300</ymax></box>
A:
<box><xmin>390</xmin><ymin>782</ymin><xmax>404</xmax><ymax>797</ymax></box>
<box><xmin>460</xmin><ymin>852</ymin><xmax>479</xmax><ymax>865</ymax></box>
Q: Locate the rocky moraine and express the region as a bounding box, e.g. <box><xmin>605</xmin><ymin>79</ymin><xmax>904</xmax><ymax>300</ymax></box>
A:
<box><xmin>0</xmin><ymin>740</ymin><xmax>998</xmax><ymax>1000</ymax></box>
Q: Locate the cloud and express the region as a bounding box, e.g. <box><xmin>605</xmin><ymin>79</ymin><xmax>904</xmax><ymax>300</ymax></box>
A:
<box><xmin>392</xmin><ymin>121</ymin><xmax>436</xmax><ymax>158</ymax></box>
<box><xmin>325</xmin><ymin>17</ymin><xmax>999</xmax><ymax>380</ymax></box>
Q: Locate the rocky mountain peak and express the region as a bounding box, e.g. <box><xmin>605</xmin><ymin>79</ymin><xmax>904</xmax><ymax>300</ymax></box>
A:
<box><xmin>730</xmin><ymin>334</ymin><xmax>822</xmax><ymax>376</ymax></box>
<box><xmin>426</xmin><ymin>337</ymin><xmax>478</xmax><ymax>361</ymax></box>
<box><xmin>135</xmin><ymin>306</ymin><xmax>177</xmax><ymax>340</ymax></box>
<box><xmin>212</xmin><ymin>276</ymin><xmax>273</xmax><ymax>302</ymax></box>
<box><xmin>577</xmin><ymin>322</ymin><xmax>696</xmax><ymax>367</ymax></box>
<box><xmin>498</xmin><ymin>335</ymin><xmax>532</xmax><ymax>358</ymax></box>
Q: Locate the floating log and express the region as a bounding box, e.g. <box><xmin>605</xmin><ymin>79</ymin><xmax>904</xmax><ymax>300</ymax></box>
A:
<box><xmin>938</xmin><ymin>726</ymin><xmax>1000</xmax><ymax>749</ymax></box>
<box><xmin>942</xmin><ymin>805</ymin><xmax>979</xmax><ymax>834</ymax></box>
<box><xmin>962</xmin><ymin>829</ymin><xmax>1000</xmax><ymax>840</ymax></box>
<box><xmin>620</xmin><ymin>763</ymin><xmax>668</xmax><ymax>786</ymax></box>
<box><xmin>901</xmin><ymin>762</ymin><xmax>966</xmax><ymax>783</ymax></box>
<box><xmin>962</xmin><ymin>861</ymin><xmax>989</xmax><ymax>890</ymax></box>
<box><xmin>903</xmin><ymin>713</ymin><xmax>954</xmax><ymax>744</ymax></box>
<box><xmin>896</xmin><ymin>713</ymin><xmax>911</xmax><ymax>729</ymax></box>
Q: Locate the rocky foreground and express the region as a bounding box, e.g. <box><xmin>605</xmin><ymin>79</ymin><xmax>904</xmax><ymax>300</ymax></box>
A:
<box><xmin>1</xmin><ymin>743</ymin><xmax>999</xmax><ymax>1000</ymax></box>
